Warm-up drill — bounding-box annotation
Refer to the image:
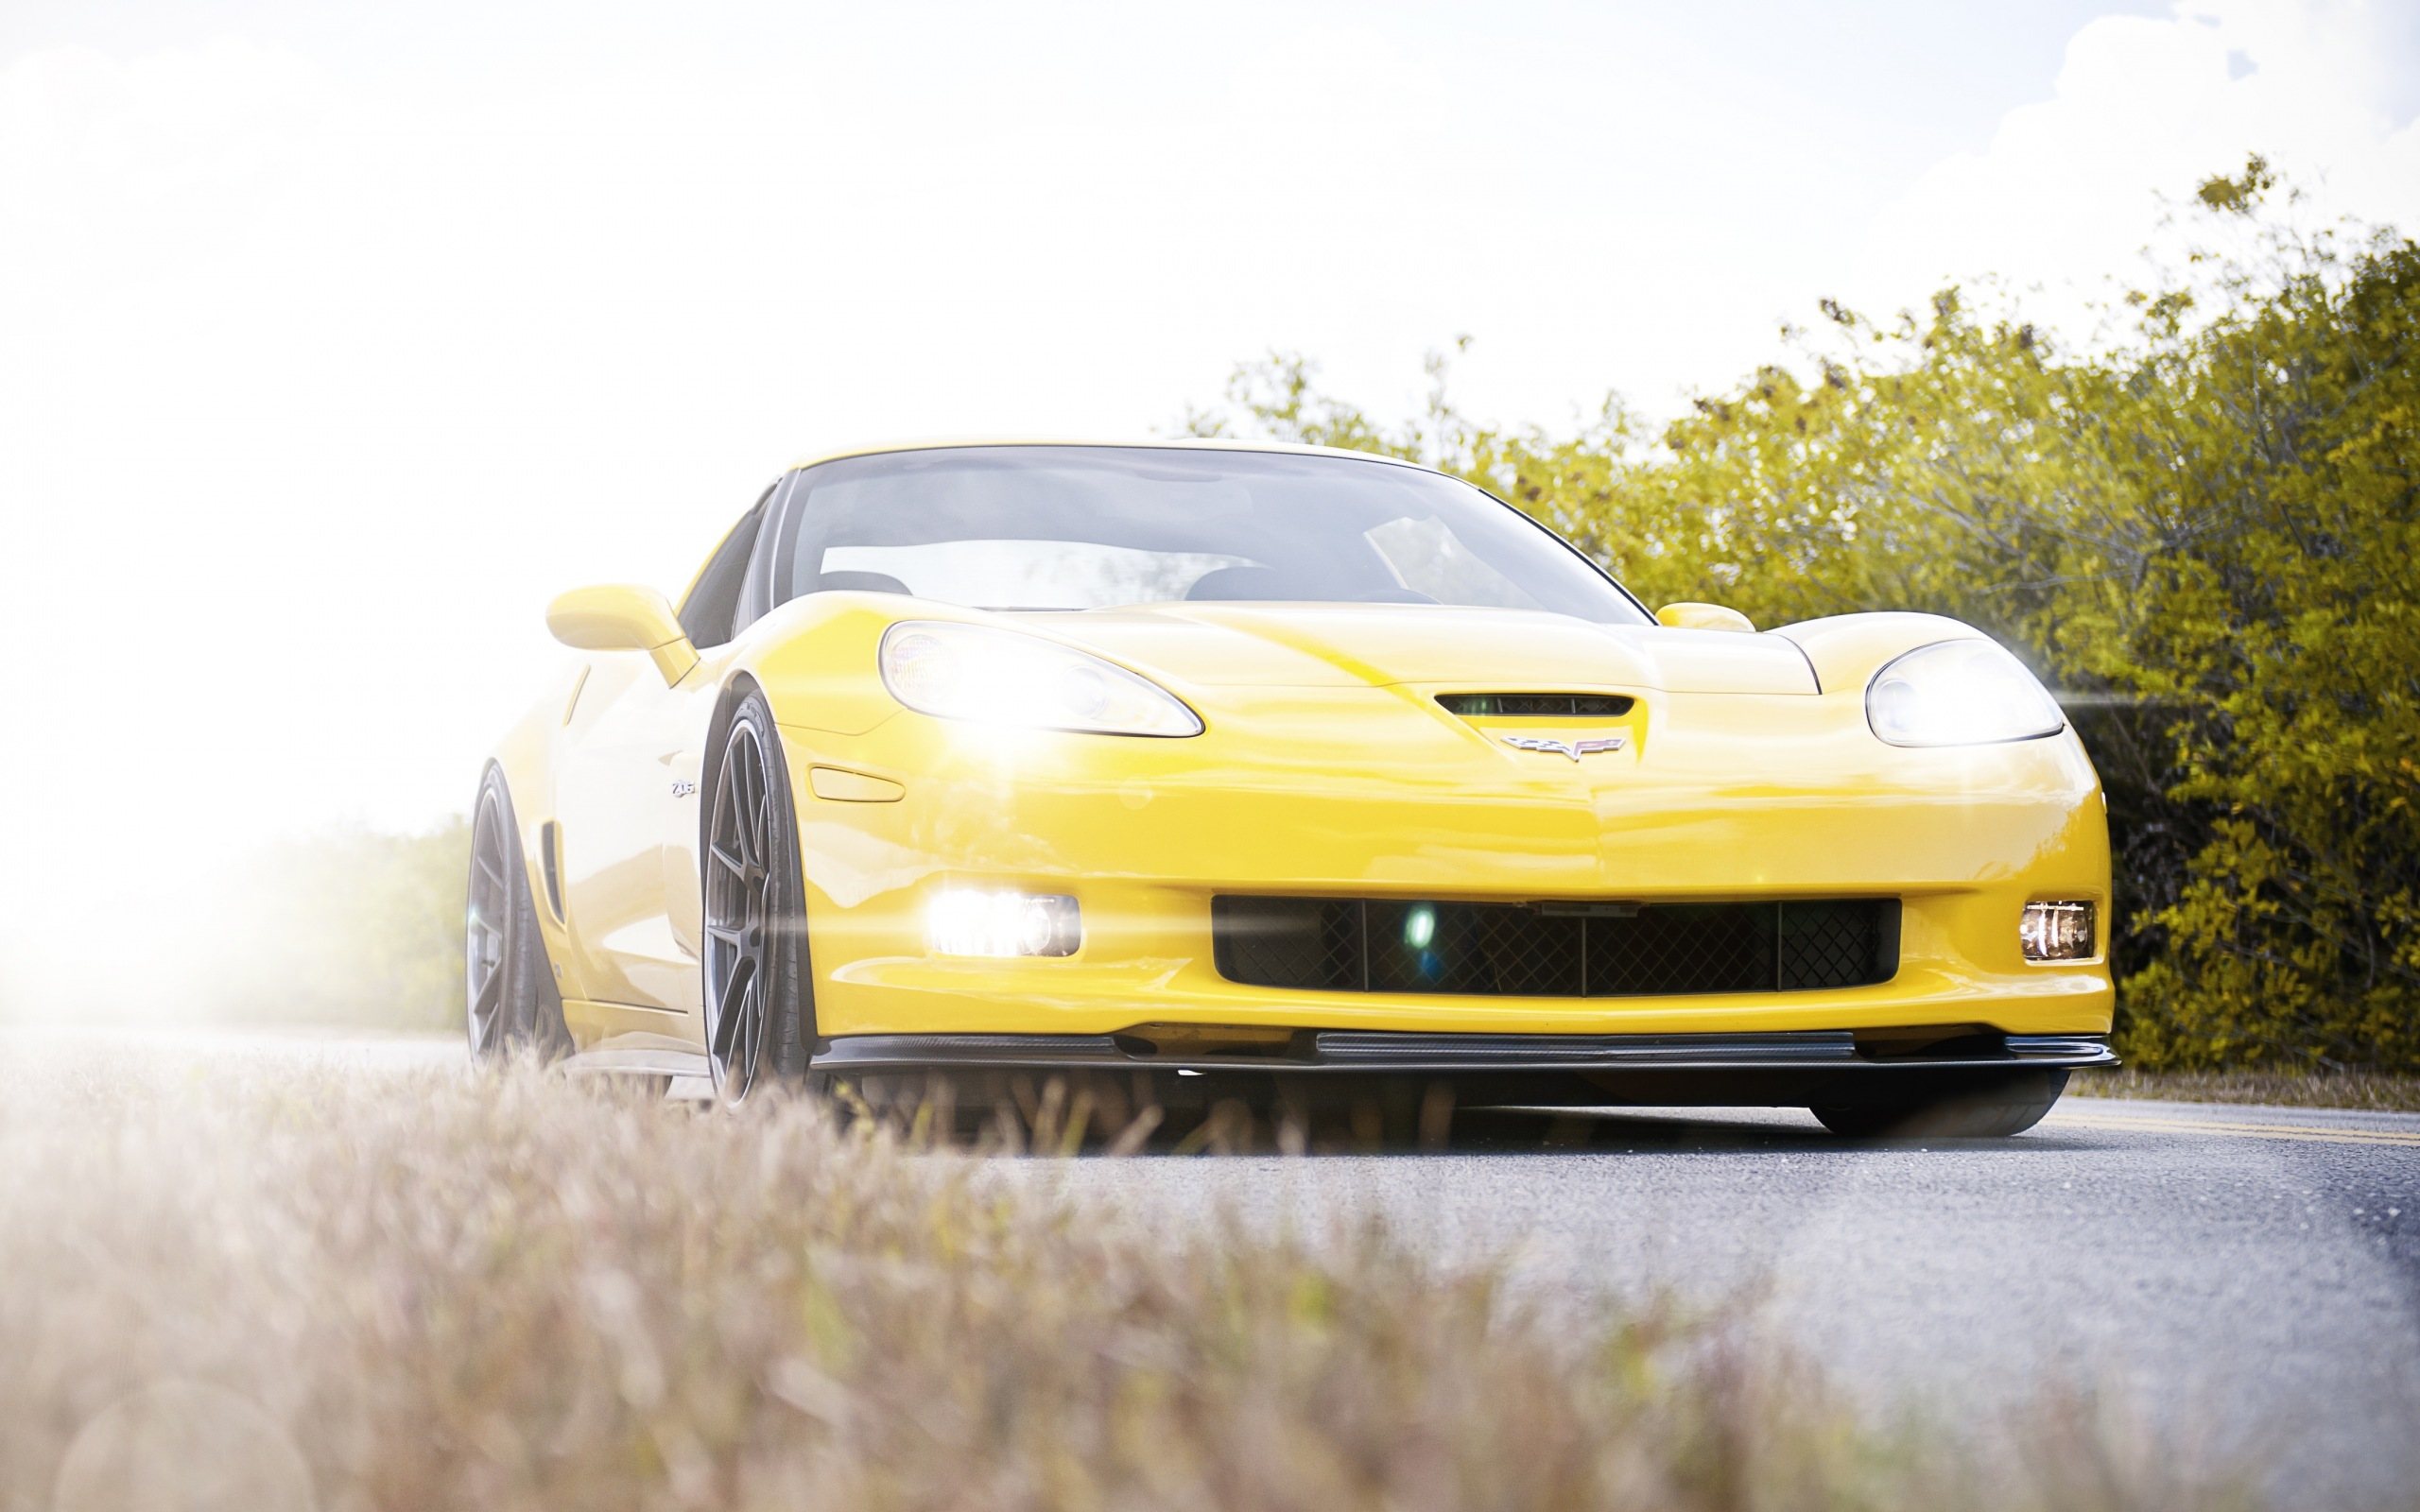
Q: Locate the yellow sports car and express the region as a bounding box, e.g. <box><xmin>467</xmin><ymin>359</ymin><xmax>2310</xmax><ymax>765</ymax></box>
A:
<box><xmin>471</xmin><ymin>439</ymin><xmax>2114</xmax><ymax>1136</ymax></box>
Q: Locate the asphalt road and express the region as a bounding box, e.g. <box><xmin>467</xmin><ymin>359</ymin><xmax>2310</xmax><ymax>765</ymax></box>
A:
<box><xmin>1028</xmin><ymin>1093</ymin><xmax>2420</xmax><ymax>1510</ymax></box>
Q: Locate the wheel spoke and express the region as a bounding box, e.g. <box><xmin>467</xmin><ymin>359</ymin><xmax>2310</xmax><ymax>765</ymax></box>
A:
<box><xmin>470</xmin><ymin>957</ymin><xmax>502</xmax><ymax>1034</ymax></box>
<box><xmin>743</xmin><ymin>743</ymin><xmax>769</xmax><ymax>852</ymax></box>
<box><xmin>735</xmin><ymin>789</ymin><xmax>764</xmax><ymax>868</ymax></box>
<box><xmin>738</xmin><ymin>977</ymin><xmax>763</xmax><ymax>1086</ymax></box>
<box><xmin>711</xmin><ymin>956</ymin><xmax>754</xmax><ymax>1060</ymax></box>
<box><xmin>724</xmin><ymin>779</ymin><xmax>747</xmax><ymax>841</ymax></box>
<box><xmin>729</xmin><ymin>738</ymin><xmax>756</xmax><ymax>814</ymax></box>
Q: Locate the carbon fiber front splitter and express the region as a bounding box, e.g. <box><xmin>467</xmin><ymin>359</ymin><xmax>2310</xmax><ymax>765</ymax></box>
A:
<box><xmin>816</xmin><ymin>1028</ymin><xmax>2113</xmax><ymax>1074</ymax></box>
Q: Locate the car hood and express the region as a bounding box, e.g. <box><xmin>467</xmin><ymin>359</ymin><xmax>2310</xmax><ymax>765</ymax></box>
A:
<box><xmin>1019</xmin><ymin>603</ymin><xmax>1820</xmax><ymax>696</ymax></box>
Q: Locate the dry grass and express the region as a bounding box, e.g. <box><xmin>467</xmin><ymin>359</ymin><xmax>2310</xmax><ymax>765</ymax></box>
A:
<box><xmin>2083</xmin><ymin>1067</ymin><xmax>2420</xmax><ymax>1112</ymax></box>
<box><xmin>1</xmin><ymin>1041</ymin><xmax>2267</xmax><ymax>1512</ymax></box>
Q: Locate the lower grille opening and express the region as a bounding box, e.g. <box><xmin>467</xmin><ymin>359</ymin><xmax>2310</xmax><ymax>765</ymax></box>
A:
<box><xmin>1212</xmin><ymin>896</ymin><xmax>1899</xmax><ymax>998</ymax></box>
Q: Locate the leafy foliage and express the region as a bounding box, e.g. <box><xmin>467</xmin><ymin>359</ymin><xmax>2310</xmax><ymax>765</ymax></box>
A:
<box><xmin>199</xmin><ymin>820</ymin><xmax>471</xmax><ymax>1031</ymax></box>
<box><xmin>1188</xmin><ymin>164</ymin><xmax>2419</xmax><ymax>1071</ymax></box>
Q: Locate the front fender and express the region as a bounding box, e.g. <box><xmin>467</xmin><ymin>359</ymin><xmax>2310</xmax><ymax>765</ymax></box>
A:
<box><xmin>730</xmin><ymin>592</ymin><xmax>927</xmax><ymax>735</ymax></box>
<box><xmin>1773</xmin><ymin>612</ymin><xmax>1989</xmax><ymax>694</ymax></box>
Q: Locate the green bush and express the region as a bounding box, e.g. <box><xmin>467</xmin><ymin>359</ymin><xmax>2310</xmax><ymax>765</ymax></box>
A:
<box><xmin>1187</xmin><ymin>163</ymin><xmax>2419</xmax><ymax>1072</ymax></box>
<box><xmin>200</xmin><ymin>820</ymin><xmax>471</xmax><ymax>1033</ymax></box>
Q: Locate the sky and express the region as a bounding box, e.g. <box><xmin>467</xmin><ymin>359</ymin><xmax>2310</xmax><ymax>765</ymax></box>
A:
<box><xmin>2</xmin><ymin>0</ymin><xmax>2416</xmax><ymax>1010</ymax></box>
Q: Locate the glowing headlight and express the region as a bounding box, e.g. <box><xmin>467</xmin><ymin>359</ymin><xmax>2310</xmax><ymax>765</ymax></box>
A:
<box><xmin>879</xmin><ymin>622</ymin><xmax>1203</xmax><ymax>736</ymax></box>
<box><xmin>1865</xmin><ymin>639</ymin><xmax>2066</xmax><ymax>747</ymax></box>
<box><xmin>927</xmin><ymin>888</ymin><xmax>1080</xmax><ymax>957</ymax></box>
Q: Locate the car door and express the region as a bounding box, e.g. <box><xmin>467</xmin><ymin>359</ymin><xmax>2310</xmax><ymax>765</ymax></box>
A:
<box><xmin>551</xmin><ymin>486</ymin><xmax>776</xmax><ymax>1022</ymax></box>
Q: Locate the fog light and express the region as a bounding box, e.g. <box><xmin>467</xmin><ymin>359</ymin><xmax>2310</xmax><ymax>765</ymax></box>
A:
<box><xmin>2020</xmin><ymin>901</ymin><xmax>2096</xmax><ymax>962</ymax></box>
<box><xmin>927</xmin><ymin>888</ymin><xmax>1080</xmax><ymax>957</ymax></box>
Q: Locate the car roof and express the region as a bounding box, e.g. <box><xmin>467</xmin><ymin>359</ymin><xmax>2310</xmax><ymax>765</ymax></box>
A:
<box><xmin>784</xmin><ymin>436</ymin><xmax>1447</xmax><ymax>475</ymax></box>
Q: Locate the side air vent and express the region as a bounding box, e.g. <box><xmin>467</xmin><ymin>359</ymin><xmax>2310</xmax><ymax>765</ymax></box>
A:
<box><xmin>1437</xmin><ymin>693</ymin><xmax>1635</xmax><ymax>718</ymax></box>
<box><xmin>539</xmin><ymin>821</ymin><xmax>565</xmax><ymax>921</ymax></box>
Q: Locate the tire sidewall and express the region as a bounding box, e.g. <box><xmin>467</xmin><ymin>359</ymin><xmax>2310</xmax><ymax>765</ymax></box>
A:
<box><xmin>1813</xmin><ymin>1068</ymin><xmax>2068</xmax><ymax>1139</ymax></box>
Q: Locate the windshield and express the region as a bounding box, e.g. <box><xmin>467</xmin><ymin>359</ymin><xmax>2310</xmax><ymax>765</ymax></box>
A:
<box><xmin>767</xmin><ymin>445</ymin><xmax>1652</xmax><ymax>624</ymax></box>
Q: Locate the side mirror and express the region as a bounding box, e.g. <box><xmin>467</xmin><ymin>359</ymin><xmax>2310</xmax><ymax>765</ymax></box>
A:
<box><xmin>547</xmin><ymin>584</ymin><xmax>698</xmax><ymax>685</ymax></box>
<box><xmin>1655</xmin><ymin>601</ymin><xmax>1756</xmax><ymax>633</ymax></box>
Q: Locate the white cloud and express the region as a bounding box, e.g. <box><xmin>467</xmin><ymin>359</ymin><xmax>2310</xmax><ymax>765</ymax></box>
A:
<box><xmin>1847</xmin><ymin>0</ymin><xmax>2420</xmax><ymax>324</ymax></box>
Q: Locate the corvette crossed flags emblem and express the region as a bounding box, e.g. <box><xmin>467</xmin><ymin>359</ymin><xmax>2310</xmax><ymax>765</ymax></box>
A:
<box><xmin>1499</xmin><ymin>734</ymin><xmax>1628</xmax><ymax>762</ymax></box>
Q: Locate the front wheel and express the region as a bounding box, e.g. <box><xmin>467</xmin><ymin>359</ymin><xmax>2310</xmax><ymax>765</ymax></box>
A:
<box><xmin>700</xmin><ymin>691</ymin><xmax>816</xmax><ymax>1105</ymax></box>
<box><xmin>1810</xmin><ymin>1069</ymin><xmax>2068</xmax><ymax>1139</ymax></box>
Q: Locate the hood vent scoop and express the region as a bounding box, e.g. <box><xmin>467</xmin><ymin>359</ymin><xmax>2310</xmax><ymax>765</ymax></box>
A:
<box><xmin>1438</xmin><ymin>693</ymin><xmax>1634</xmax><ymax>718</ymax></box>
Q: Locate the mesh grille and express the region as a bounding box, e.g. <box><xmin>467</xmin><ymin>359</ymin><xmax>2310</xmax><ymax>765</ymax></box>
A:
<box><xmin>1212</xmin><ymin>897</ymin><xmax>1898</xmax><ymax>998</ymax></box>
<box><xmin>1585</xmin><ymin>903</ymin><xmax>1772</xmax><ymax>994</ymax></box>
<box><xmin>1779</xmin><ymin>898</ymin><xmax>1892</xmax><ymax>988</ymax></box>
<box><xmin>1210</xmin><ymin>897</ymin><xmax>1362</xmax><ymax>991</ymax></box>
<box><xmin>1366</xmin><ymin>901</ymin><xmax>1583</xmax><ymax>996</ymax></box>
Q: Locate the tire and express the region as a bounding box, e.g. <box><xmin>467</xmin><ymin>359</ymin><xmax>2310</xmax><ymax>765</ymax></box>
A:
<box><xmin>700</xmin><ymin>689</ymin><xmax>816</xmax><ymax>1105</ymax></box>
<box><xmin>465</xmin><ymin>768</ymin><xmax>572</xmax><ymax>1062</ymax></box>
<box><xmin>1811</xmin><ymin>1069</ymin><xmax>2068</xmax><ymax>1139</ymax></box>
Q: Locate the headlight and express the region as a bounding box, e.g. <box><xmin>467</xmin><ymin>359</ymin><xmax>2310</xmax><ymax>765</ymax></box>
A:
<box><xmin>1865</xmin><ymin>639</ymin><xmax>2066</xmax><ymax>747</ymax></box>
<box><xmin>878</xmin><ymin>621</ymin><xmax>1203</xmax><ymax>736</ymax></box>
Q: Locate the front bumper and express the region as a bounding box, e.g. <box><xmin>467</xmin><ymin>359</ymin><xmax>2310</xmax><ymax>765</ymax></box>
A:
<box><xmin>778</xmin><ymin>679</ymin><xmax>2115</xmax><ymax>1042</ymax></box>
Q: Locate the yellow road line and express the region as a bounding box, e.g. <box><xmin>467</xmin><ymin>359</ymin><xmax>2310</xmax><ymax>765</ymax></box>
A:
<box><xmin>2047</xmin><ymin>1113</ymin><xmax>2420</xmax><ymax>1148</ymax></box>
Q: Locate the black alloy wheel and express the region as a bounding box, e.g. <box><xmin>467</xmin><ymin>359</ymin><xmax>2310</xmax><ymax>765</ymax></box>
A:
<box><xmin>466</xmin><ymin>769</ymin><xmax>569</xmax><ymax>1061</ymax></box>
<box><xmin>701</xmin><ymin>692</ymin><xmax>813</xmax><ymax>1103</ymax></box>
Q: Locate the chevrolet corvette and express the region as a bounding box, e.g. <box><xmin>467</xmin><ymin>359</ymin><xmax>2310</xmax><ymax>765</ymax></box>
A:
<box><xmin>469</xmin><ymin>439</ymin><xmax>2115</xmax><ymax>1136</ymax></box>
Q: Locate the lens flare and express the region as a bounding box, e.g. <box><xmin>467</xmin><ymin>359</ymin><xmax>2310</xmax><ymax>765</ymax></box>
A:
<box><xmin>925</xmin><ymin>888</ymin><xmax>1082</xmax><ymax>957</ymax></box>
<box><xmin>879</xmin><ymin>622</ymin><xmax>1201</xmax><ymax>736</ymax></box>
<box><xmin>1866</xmin><ymin>640</ymin><xmax>2066</xmax><ymax>747</ymax></box>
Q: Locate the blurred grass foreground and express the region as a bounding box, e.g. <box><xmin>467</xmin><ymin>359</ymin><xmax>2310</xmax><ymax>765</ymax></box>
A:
<box><xmin>5</xmin><ymin>1040</ymin><xmax>2250</xmax><ymax>1512</ymax></box>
